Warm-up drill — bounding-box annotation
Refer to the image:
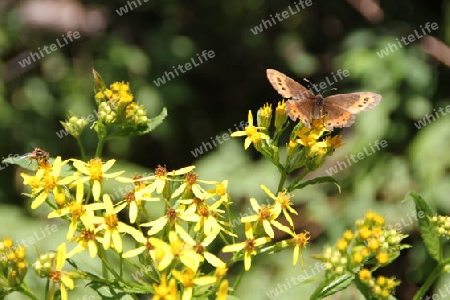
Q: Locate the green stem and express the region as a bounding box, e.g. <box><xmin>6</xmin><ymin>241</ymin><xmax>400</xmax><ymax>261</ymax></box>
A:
<box><xmin>18</xmin><ymin>283</ymin><xmax>39</xmax><ymax>300</ymax></box>
<box><xmin>277</xmin><ymin>171</ymin><xmax>287</xmax><ymax>194</ymax></box>
<box><xmin>95</xmin><ymin>138</ymin><xmax>106</xmax><ymax>158</ymax></box>
<box><xmin>413</xmin><ymin>258</ymin><xmax>450</xmax><ymax>300</ymax></box>
<box><xmin>231</xmin><ymin>263</ymin><xmax>246</xmax><ymax>295</ymax></box>
<box><xmin>76</xmin><ymin>137</ymin><xmax>86</xmax><ymax>161</ymax></box>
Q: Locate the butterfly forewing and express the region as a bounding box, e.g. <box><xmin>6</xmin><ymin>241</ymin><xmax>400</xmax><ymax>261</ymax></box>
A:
<box><xmin>266</xmin><ymin>69</ymin><xmax>315</xmax><ymax>100</ymax></box>
<box><xmin>324</xmin><ymin>93</ymin><xmax>381</xmax><ymax>114</ymax></box>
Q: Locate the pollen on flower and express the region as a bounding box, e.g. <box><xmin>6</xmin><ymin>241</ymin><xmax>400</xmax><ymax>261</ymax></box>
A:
<box><xmin>258</xmin><ymin>206</ymin><xmax>272</xmax><ymax>220</ymax></box>
<box><xmin>104</xmin><ymin>213</ymin><xmax>119</xmax><ymax>228</ymax></box>
<box><xmin>69</xmin><ymin>202</ymin><xmax>85</xmax><ymax>219</ymax></box>
<box><xmin>186</xmin><ymin>172</ymin><xmax>198</xmax><ymax>185</ymax></box>
<box><xmin>294</xmin><ymin>231</ymin><xmax>311</xmax><ymax>247</ymax></box>
<box><xmin>88</xmin><ymin>158</ymin><xmax>103</xmax><ymax>181</ymax></box>
<box><xmin>245</xmin><ymin>239</ymin><xmax>256</xmax><ymax>250</ymax></box>
<box><xmin>193</xmin><ymin>242</ymin><xmax>205</xmax><ymax>255</ymax></box>
<box><xmin>146</xmin><ymin>241</ymin><xmax>155</xmax><ymax>251</ymax></box>
<box><xmin>197</xmin><ymin>205</ymin><xmax>210</xmax><ymax>217</ymax></box>
<box><xmin>80</xmin><ymin>229</ymin><xmax>95</xmax><ymax>241</ymax></box>
<box><xmin>155</xmin><ymin>165</ymin><xmax>167</xmax><ymax>177</ymax></box>
<box><xmin>166</xmin><ymin>208</ymin><xmax>178</xmax><ymax>221</ymax></box>
<box><xmin>125</xmin><ymin>192</ymin><xmax>135</xmax><ymax>204</ymax></box>
<box><xmin>49</xmin><ymin>270</ymin><xmax>62</xmax><ymax>283</ymax></box>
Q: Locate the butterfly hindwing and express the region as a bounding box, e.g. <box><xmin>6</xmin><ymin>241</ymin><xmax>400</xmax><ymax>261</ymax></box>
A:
<box><xmin>323</xmin><ymin>102</ymin><xmax>356</xmax><ymax>129</ymax></box>
<box><xmin>286</xmin><ymin>99</ymin><xmax>316</xmax><ymax>127</ymax></box>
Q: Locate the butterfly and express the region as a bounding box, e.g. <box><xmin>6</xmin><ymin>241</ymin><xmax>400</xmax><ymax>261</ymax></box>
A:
<box><xmin>266</xmin><ymin>69</ymin><xmax>382</xmax><ymax>130</ymax></box>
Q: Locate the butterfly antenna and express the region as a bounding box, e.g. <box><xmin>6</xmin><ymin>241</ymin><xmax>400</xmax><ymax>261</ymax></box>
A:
<box><xmin>322</xmin><ymin>87</ymin><xmax>337</xmax><ymax>96</ymax></box>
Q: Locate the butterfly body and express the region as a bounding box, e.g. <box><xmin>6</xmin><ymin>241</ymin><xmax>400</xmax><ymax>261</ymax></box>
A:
<box><xmin>266</xmin><ymin>69</ymin><xmax>381</xmax><ymax>130</ymax></box>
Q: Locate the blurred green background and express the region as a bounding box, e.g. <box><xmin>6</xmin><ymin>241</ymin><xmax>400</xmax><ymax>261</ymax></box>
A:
<box><xmin>1</xmin><ymin>0</ymin><xmax>450</xmax><ymax>299</ymax></box>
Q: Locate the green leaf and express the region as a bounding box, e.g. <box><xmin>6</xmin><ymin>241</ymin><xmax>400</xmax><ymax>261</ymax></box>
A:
<box><xmin>144</xmin><ymin>107</ymin><xmax>168</xmax><ymax>133</ymax></box>
<box><xmin>408</xmin><ymin>191</ymin><xmax>442</xmax><ymax>262</ymax></box>
<box><xmin>291</xmin><ymin>176</ymin><xmax>341</xmax><ymax>192</ymax></box>
<box><xmin>310</xmin><ymin>272</ymin><xmax>354</xmax><ymax>300</ymax></box>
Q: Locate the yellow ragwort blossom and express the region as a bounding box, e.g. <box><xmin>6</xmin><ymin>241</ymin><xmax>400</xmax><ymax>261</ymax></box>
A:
<box><xmin>48</xmin><ymin>179</ymin><xmax>104</xmax><ymax>239</ymax></box>
<box><xmin>172</xmin><ymin>268</ymin><xmax>216</xmax><ymax>300</ymax></box>
<box><xmin>71</xmin><ymin>158</ymin><xmax>124</xmax><ymax>202</ymax></box>
<box><xmin>222</xmin><ymin>222</ymin><xmax>271</xmax><ymax>271</ymax></box>
<box><xmin>260</xmin><ymin>184</ymin><xmax>298</xmax><ymax>228</ymax></box>
<box><xmin>176</xmin><ymin>225</ymin><xmax>225</xmax><ymax>268</ymax></box>
<box><xmin>241</xmin><ymin>198</ymin><xmax>293</xmax><ymax>238</ymax></box>
<box><xmin>21</xmin><ymin>156</ymin><xmax>70</xmax><ymax>209</ymax></box>
<box><xmin>89</xmin><ymin>194</ymin><xmax>144</xmax><ymax>253</ymax></box>
<box><xmin>231</xmin><ymin>110</ymin><xmax>270</xmax><ymax>149</ymax></box>
<box><xmin>152</xmin><ymin>274</ymin><xmax>178</xmax><ymax>300</ymax></box>
<box><xmin>141</xmin><ymin>205</ymin><xmax>199</xmax><ymax>236</ymax></box>
<box><xmin>49</xmin><ymin>243</ymin><xmax>73</xmax><ymax>300</ymax></box>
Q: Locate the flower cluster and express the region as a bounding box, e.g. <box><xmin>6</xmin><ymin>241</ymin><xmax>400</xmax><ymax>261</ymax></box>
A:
<box><xmin>0</xmin><ymin>237</ymin><xmax>28</xmax><ymax>290</ymax></box>
<box><xmin>231</xmin><ymin>102</ymin><xmax>343</xmax><ymax>190</ymax></box>
<box><xmin>358</xmin><ymin>268</ymin><xmax>400</xmax><ymax>300</ymax></box>
<box><xmin>315</xmin><ymin>211</ymin><xmax>408</xmax><ymax>299</ymax></box>
<box><xmin>9</xmin><ymin>70</ymin><xmax>415</xmax><ymax>300</ymax></box>
<box><xmin>430</xmin><ymin>215</ymin><xmax>450</xmax><ymax>238</ymax></box>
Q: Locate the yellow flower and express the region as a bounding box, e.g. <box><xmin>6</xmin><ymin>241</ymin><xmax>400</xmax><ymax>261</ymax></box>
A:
<box><xmin>222</xmin><ymin>223</ymin><xmax>271</xmax><ymax>271</ymax></box>
<box><xmin>193</xmin><ymin>201</ymin><xmax>227</xmax><ymax>238</ymax></box>
<box><xmin>260</xmin><ymin>184</ymin><xmax>297</xmax><ymax>228</ymax></box>
<box><xmin>49</xmin><ymin>243</ymin><xmax>73</xmax><ymax>300</ymax></box>
<box><xmin>171</xmin><ymin>171</ymin><xmax>213</xmax><ymax>199</ymax></box>
<box><xmin>359</xmin><ymin>268</ymin><xmax>372</xmax><ymax>281</ymax></box>
<box><xmin>231</xmin><ymin>110</ymin><xmax>270</xmax><ymax>149</ymax></box>
<box><xmin>281</xmin><ymin>231</ymin><xmax>311</xmax><ymax>266</ymax></box>
<box><xmin>66</xmin><ymin>220</ymin><xmax>100</xmax><ymax>259</ymax></box>
<box><xmin>241</xmin><ymin>198</ymin><xmax>293</xmax><ymax>238</ymax></box>
<box><xmin>122</xmin><ymin>236</ymin><xmax>174</xmax><ymax>271</ymax></box>
<box><xmin>274</xmin><ymin>100</ymin><xmax>288</xmax><ymax>130</ymax></box>
<box><xmin>90</xmin><ymin>194</ymin><xmax>144</xmax><ymax>253</ymax></box>
<box><xmin>141</xmin><ymin>205</ymin><xmax>199</xmax><ymax>236</ymax></box>
<box><xmin>48</xmin><ymin>180</ymin><xmax>104</xmax><ymax>239</ymax></box>
<box><xmin>257</xmin><ymin>103</ymin><xmax>272</xmax><ymax>130</ymax></box>
<box><xmin>172</xmin><ymin>268</ymin><xmax>216</xmax><ymax>300</ymax></box>
<box><xmin>217</xmin><ymin>280</ymin><xmax>229</xmax><ymax>300</ymax></box>
<box><xmin>168</xmin><ymin>231</ymin><xmax>203</xmax><ymax>272</ymax></box>
<box><xmin>71</xmin><ymin>158</ymin><xmax>124</xmax><ymax>201</ymax></box>
<box><xmin>130</xmin><ymin>165</ymin><xmax>195</xmax><ymax>195</ymax></box>
<box><xmin>124</xmin><ymin>175</ymin><xmax>160</xmax><ymax>223</ymax></box>
<box><xmin>376</xmin><ymin>251</ymin><xmax>389</xmax><ymax>264</ymax></box>
<box><xmin>152</xmin><ymin>274</ymin><xmax>178</xmax><ymax>300</ymax></box>
<box><xmin>21</xmin><ymin>156</ymin><xmax>70</xmax><ymax>209</ymax></box>
<box><xmin>176</xmin><ymin>225</ymin><xmax>225</xmax><ymax>268</ymax></box>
